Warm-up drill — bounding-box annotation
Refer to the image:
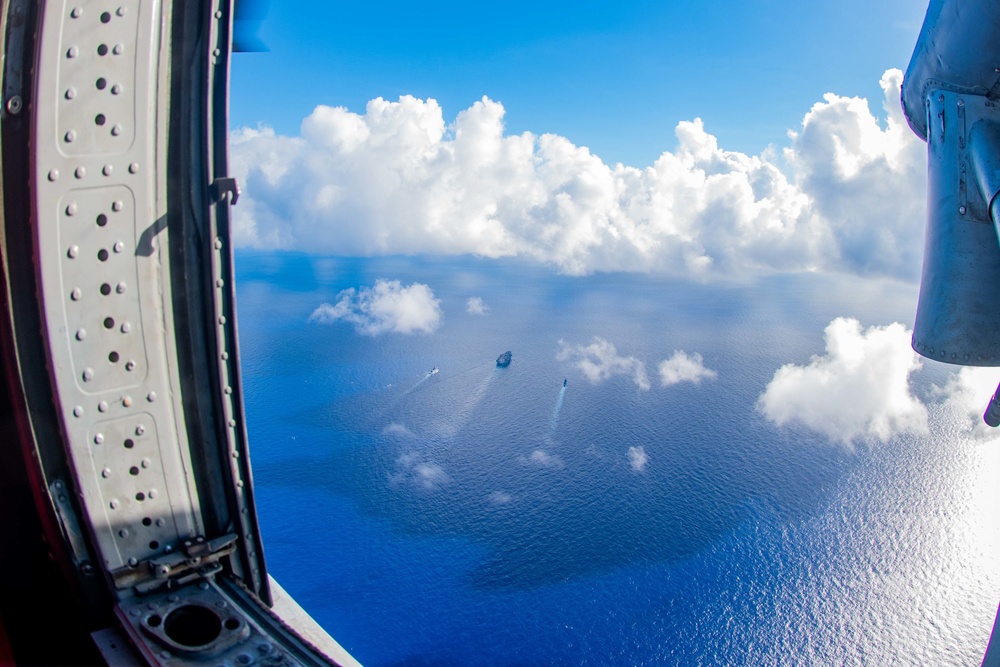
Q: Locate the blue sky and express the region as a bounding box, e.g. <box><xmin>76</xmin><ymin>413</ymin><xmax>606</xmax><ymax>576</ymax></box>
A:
<box><xmin>231</xmin><ymin>0</ymin><xmax>926</xmax><ymax>167</ymax></box>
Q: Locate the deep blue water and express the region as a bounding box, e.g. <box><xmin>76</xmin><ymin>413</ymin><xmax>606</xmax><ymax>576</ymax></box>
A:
<box><xmin>235</xmin><ymin>251</ymin><xmax>1000</xmax><ymax>666</ymax></box>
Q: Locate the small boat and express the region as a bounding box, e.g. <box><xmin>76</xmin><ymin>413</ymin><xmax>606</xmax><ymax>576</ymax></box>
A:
<box><xmin>496</xmin><ymin>351</ymin><xmax>512</xmax><ymax>368</ymax></box>
<box><xmin>429</xmin><ymin>367</ymin><xmax>439</xmax><ymax>375</ymax></box>
<box><xmin>563</xmin><ymin>378</ymin><xmax>567</xmax><ymax>387</ymax></box>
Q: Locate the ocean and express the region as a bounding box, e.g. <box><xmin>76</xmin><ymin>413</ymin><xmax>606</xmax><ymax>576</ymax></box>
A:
<box><xmin>235</xmin><ymin>251</ymin><xmax>1000</xmax><ymax>666</ymax></box>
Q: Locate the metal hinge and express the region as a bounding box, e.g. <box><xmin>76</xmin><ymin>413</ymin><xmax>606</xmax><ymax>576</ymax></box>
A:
<box><xmin>210</xmin><ymin>176</ymin><xmax>240</xmax><ymax>205</ymax></box>
<box><xmin>110</xmin><ymin>533</ymin><xmax>238</xmax><ymax>594</ymax></box>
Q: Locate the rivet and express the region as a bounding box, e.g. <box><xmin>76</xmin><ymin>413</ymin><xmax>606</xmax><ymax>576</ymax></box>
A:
<box><xmin>48</xmin><ymin>169</ymin><xmax>59</xmax><ymax>181</ymax></box>
<box><xmin>128</xmin><ymin>557</ymin><xmax>139</xmax><ymax>567</ymax></box>
<box><xmin>216</xmin><ymin>600</ymin><xmax>228</xmax><ymax>610</ymax></box>
<box><xmin>70</xmin><ymin>7</ymin><xmax>82</xmax><ymax>18</ymax></box>
<box><xmin>118</xmin><ymin>528</ymin><xmax>128</xmax><ymax>538</ymax></box>
<box><xmin>141</xmin><ymin>457</ymin><xmax>150</xmax><ymax>468</ymax></box>
<box><xmin>216</xmin><ymin>279</ymin><xmax>224</xmax><ymax>287</ymax></box>
<box><xmin>98</xmin><ymin>400</ymin><xmax>108</xmax><ymax>412</ymax></box>
<box><xmin>959</xmin><ymin>99</ymin><xmax>965</xmax><ymax>107</ymax></box>
<box><xmin>228</xmin><ymin>419</ymin><xmax>236</xmax><ymax>427</ymax></box>
<box><xmin>214</xmin><ymin>238</ymin><xmax>223</xmax><ymax>249</ymax></box>
<box><xmin>94</xmin><ymin>433</ymin><xmax>104</xmax><ymax>444</ymax></box>
<box><xmin>199</xmin><ymin>582</ymin><xmax>209</xmax><ymax>591</ymax></box>
<box><xmin>213</xmin><ymin>48</ymin><xmax>221</xmax><ymax>57</ymax></box>
<box><xmin>74</xmin><ymin>166</ymin><xmax>86</xmax><ymax>179</ymax></box>
<box><xmin>113</xmin><ymin>44</ymin><xmax>123</xmax><ymax>55</ymax></box>
<box><xmin>110</xmin><ymin>498</ymin><xmax>119</xmax><ymax>509</ymax></box>
<box><xmin>135</xmin><ymin>424</ymin><xmax>145</xmax><ymax>436</ymax></box>
<box><xmin>147</xmin><ymin>392</ymin><xmax>156</xmax><ymax>402</ymax></box>
<box><xmin>67</xmin><ymin>46</ymin><xmax>78</xmax><ymax>59</ymax></box>
<box><xmin>232</xmin><ymin>451</ymin><xmax>239</xmax><ymax>459</ymax></box>
<box><xmin>72</xmin><ymin>406</ymin><xmax>84</xmax><ymax>417</ymax></box>
<box><xmin>111</xmin><ymin>84</ymin><xmax>122</xmax><ymax>95</ymax></box>
<box><xmin>125</xmin><ymin>360</ymin><xmax>135</xmax><ymax>371</ymax></box>
<box><xmin>120</xmin><ymin>322</ymin><xmax>131</xmax><ymax>333</ymax></box>
<box><xmin>218</xmin><ymin>316</ymin><xmax>226</xmax><ymax>325</ymax></box>
<box><xmin>224</xmin><ymin>386</ymin><xmax>232</xmax><ymax>395</ymax></box>
<box><xmin>122</xmin><ymin>396</ymin><xmax>132</xmax><ymax>407</ymax></box>
<box><xmin>114</xmin><ymin>241</ymin><xmax>124</xmax><ymax>253</ymax></box>
<box><xmin>67</xmin><ymin>245</ymin><xmax>79</xmax><ymax>258</ymax></box>
<box><xmin>64</xmin><ymin>130</ymin><xmax>76</xmax><ymax>143</ymax></box>
<box><xmin>221</xmin><ymin>352</ymin><xmax>229</xmax><ymax>360</ymax></box>
<box><xmin>75</xmin><ymin>328</ymin><xmax>86</xmax><ymax>341</ymax></box>
<box><xmin>156</xmin><ymin>518</ymin><xmax>166</xmax><ymax>527</ymax></box>
<box><xmin>116</xmin><ymin>7</ymin><xmax>126</xmax><ymax>17</ymax></box>
<box><xmin>83</xmin><ymin>368</ymin><xmax>94</xmax><ymax>382</ymax></box>
<box><xmin>70</xmin><ymin>288</ymin><xmax>81</xmax><ymax>300</ymax></box>
<box><xmin>129</xmin><ymin>162</ymin><xmax>139</xmax><ymax>174</ymax></box>
<box><xmin>66</xmin><ymin>202</ymin><xmax>78</xmax><ymax>216</ymax></box>
<box><xmin>102</xmin><ymin>468</ymin><xmax>111</xmax><ymax>478</ymax></box>
<box><xmin>102</xmin><ymin>164</ymin><xmax>113</xmax><ymax>176</ymax></box>
<box><xmin>148</xmin><ymin>489</ymin><xmax>157</xmax><ymax>499</ymax></box>
<box><xmin>112</xmin><ymin>200</ymin><xmax>123</xmax><ymax>211</ymax></box>
<box><xmin>65</xmin><ymin>88</ymin><xmax>76</xmax><ymax>100</ymax></box>
<box><xmin>215</xmin><ymin>10</ymin><xmax>223</xmax><ymax>18</ymax></box>
<box><xmin>111</xmin><ymin>124</ymin><xmax>122</xmax><ymax>136</ymax></box>
<box><xmin>116</xmin><ymin>282</ymin><xmax>127</xmax><ymax>293</ymax></box>
<box><xmin>959</xmin><ymin>206</ymin><xmax>967</xmax><ymax>215</ymax></box>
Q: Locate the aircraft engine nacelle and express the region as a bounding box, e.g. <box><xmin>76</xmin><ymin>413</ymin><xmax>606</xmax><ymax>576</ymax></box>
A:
<box><xmin>903</xmin><ymin>0</ymin><xmax>1000</xmax><ymax>366</ymax></box>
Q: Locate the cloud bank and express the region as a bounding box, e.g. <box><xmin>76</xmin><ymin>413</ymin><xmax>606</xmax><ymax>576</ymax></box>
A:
<box><xmin>557</xmin><ymin>337</ymin><xmax>651</xmax><ymax>391</ymax></box>
<box><xmin>309</xmin><ymin>279</ymin><xmax>442</xmax><ymax>335</ymax></box>
<box><xmin>232</xmin><ymin>70</ymin><xmax>925</xmax><ymax>280</ymax></box>
<box><xmin>757</xmin><ymin>318</ymin><xmax>928</xmax><ymax>444</ymax></box>
<box><xmin>658</xmin><ymin>351</ymin><xmax>717</xmax><ymax>386</ymax></box>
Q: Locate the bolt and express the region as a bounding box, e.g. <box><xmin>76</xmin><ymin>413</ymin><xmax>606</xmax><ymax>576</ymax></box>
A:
<box><xmin>5</xmin><ymin>96</ymin><xmax>21</xmax><ymax>115</ymax></box>
<box><xmin>65</xmin><ymin>88</ymin><xmax>76</xmax><ymax>100</ymax></box>
<box><xmin>109</xmin><ymin>499</ymin><xmax>119</xmax><ymax>509</ymax></box>
<box><xmin>125</xmin><ymin>360</ymin><xmax>136</xmax><ymax>371</ymax></box>
<box><xmin>116</xmin><ymin>282</ymin><xmax>127</xmax><ymax>294</ymax></box>
<box><xmin>80</xmin><ymin>561</ymin><xmax>94</xmax><ymax>575</ymax></box>
<box><xmin>102</xmin><ymin>468</ymin><xmax>111</xmax><ymax>478</ymax></box>
<box><xmin>118</xmin><ymin>528</ymin><xmax>128</xmax><ymax>538</ymax></box>
<box><xmin>82</xmin><ymin>368</ymin><xmax>94</xmax><ymax>382</ymax></box>
<box><xmin>123</xmin><ymin>396</ymin><xmax>132</xmax><ymax>407</ymax></box>
<box><xmin>128</xmin><ymin>557</ymin><xmax>138</xmax><ymax>567</ymax></box>
<box><xmin>67</xmin><ymin>245</ymin><xmax>78</xmax><ymax>258</ymax></box>
<box><xmin>102</xmin><ymin>164</ymin><xmax>113</xmax><ymax>176</ymax></box>
<box><xmin>48</xmin><ymin>169</ymin><xmax>59</xmax><ymax>181</ymax></box>
<box><xmin>113</xmin><ymin>44</ymin><xmax>123</xmax><ymax>55</ymax></box>
<box><xmin>112</xmin><ymin>200</ymin><xmax>123</xmax><ymax>211</ymax></box>
<box><xmin>135</xmin><ymin>424</ymin><xmax>145</xmax><ymax>436</ymax></box>
<box><xmin>71</xmin><ymin>7</ymin><xmax>82</xmax><ymax>18</ymax></box>
<box><xmin>67</xmin><ymin>46</ymin><xmax>79</xmax><ymax>59</ymax></box>
<box><xmin>147</xmin><ymin>392</ymin><xmax>156</xmax><ymax>402</ymax></box>
<box><xmin>70</xmin><ymin>288</ymin><xmax>81</xmax><ymax>300</ymax></box>
<box><xmin>65</xmin><ymin>130</ymin><xmax>76</xmax><ymax>143</ymax></box>
<box><xmin>111</xmin><ymin>124</ymin><xmax>122</xmax><ymax>136</ymax></box>
<box><xmin>156</xmin><ymin>565</ymin><xmax>170</xmax><ymax>577</ymax></box>
<box><xmin>98</xmin><ymin>401</ymin><xmax>109</xmax><ymax>412</ymax></box>
<box><xmin>76</xmin><ymin>329</ymin><xmax>86</xmax><ymax>341</ymax></box>
<box><xmin>960</xmin><ymin>205</ymin><xmax>967</xmax><ymax>215</ymax></box>
<box><xmin>121</xmin><ymin>322</ymin><xmax>131</xmax><ymax>333</ymax></box>
<box><xmin>114</xmin><ymin>241</ymin><xmax>124</xmax><ymax>253</ymax></box>
<box><xmin>75</xmin><ymin>166</ymin><xmax>85</xmax><ymax>179</ymax></box>
<box><xmin>199</xmin><ymin>582</ymin><xmax>210</xmax><ymax>590</ymax></box>
<box><xmin>129</xmin><ymin>162</ymin><xmax>138</xmax><ymax>174</ymax></box>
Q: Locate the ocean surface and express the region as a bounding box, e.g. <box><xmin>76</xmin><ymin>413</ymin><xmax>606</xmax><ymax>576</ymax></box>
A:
<box><xmin>235</xmin><ymin>251</ymin><xmax>1000</xmax><ymax>666</ymax></box>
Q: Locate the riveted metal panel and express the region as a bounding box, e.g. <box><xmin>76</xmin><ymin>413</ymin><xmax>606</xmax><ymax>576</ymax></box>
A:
<box><xmin>33</xmin><ymin>0</ymin><xmax>202</xmax><ymax>577</ymax></box>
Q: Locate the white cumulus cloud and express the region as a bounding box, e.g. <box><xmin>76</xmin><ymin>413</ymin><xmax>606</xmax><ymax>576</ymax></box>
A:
<box><xmin>557</xmin><ymin>337</ymin><xmax>650</xmax><ymax>391</ymax></box>
<box><xmin>627</xmin><ymin>446</ymin><xmax>648</xmax><ymax>472</ymax></box>
<box><xmin>231</xmin><ymin>70</ymin><xmax>925</xmax><ymax>280</ymax></box>
<box><xmin>466</xmin><ymin>296</ymin><xmax>489</xmax><ymax>315</ymax></box>
<box><xmin>658</xmin><ymin>351</ymin><xmax>717</xmax><ymax>386</ymax></box>
<box><xmin>390</xmin><ymin>453</ymin><xmax>450</xmax><ymax>491</ymax></box>
<box><xmin>308</xmin><ymin>279</ymin><xmax>442</xmax><ymax>335</ymax></box>
<box><xmin>520</xmin><ymin>449</ymin><xmax>565</xmax><ymax>469</ymax></box>
<box><xmin>757</xmin><ymin>318</ymin><xmax>928</xmax><ymax>444</ymax></box>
